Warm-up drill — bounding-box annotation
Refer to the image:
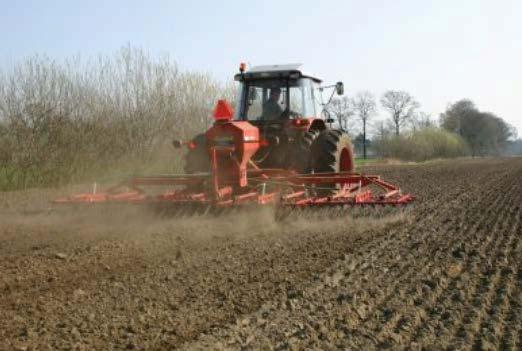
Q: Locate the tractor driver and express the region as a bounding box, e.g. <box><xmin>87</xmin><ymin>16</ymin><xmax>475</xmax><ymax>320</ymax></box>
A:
<box><xmin>261</xmin><ymin>88</ymin><xmax>284</xmax><ymax>120</ymax></box>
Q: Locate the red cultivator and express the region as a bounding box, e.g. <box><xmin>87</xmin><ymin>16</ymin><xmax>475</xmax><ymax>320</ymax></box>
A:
<box><xmin>54</xmin><ymin>64</ymin><xmax>414</xmax><ymax>216</ymax></box>
<box><xmin>54</xmin><ymin>106</ymin><xmax>413</xmax><ymax>216</ymax></box>
<box><xmin>53</xmin><ymin>170</ymin><xmax>413</xmax><ymax>210</ymax></box>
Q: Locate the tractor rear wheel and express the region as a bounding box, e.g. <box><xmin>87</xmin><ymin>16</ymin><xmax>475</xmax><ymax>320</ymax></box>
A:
<box><xmin>184</xmin><ymin>134</ymin><xmax>210</xmax><ymax>174</ymax></box>
<box><xmin>291</xmin><ymin>129</ymin><xmax>320</xmax><ymax>173</ymax></box>
<box><xmin>310</xmin><ymin>129</ymin><xmax>354</xmax><ymax>196</ymax></box>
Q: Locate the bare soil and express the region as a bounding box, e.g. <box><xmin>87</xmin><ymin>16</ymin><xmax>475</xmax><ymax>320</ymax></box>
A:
<box><xmin>0</xmin><ymin>158</ymin><xmax>521</xmax><ymax>350</ymax></box>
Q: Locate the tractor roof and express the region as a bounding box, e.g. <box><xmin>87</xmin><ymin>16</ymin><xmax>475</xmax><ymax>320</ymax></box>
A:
<box><xmin>234</xmin><ymin>63</ymin><xmax>322</xmax><ymax>83</ymax></box>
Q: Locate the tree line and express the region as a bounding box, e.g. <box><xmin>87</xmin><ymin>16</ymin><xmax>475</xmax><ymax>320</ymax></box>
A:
<box><xmin>0</xmin><ymin>47</ymin><xmax>519</xmax><ymax>190</ymax></box>
<box><xmin>439</xmin><ymin>99</ymin><xmax>517</xmax><ymax>156</ymax></box>
<box><xmin>328</xmin><ymin>90</ymin><xmax>518</xmax><ymax>160</ymax></box>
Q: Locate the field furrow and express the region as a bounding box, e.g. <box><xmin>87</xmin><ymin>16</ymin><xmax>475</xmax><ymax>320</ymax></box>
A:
<box><xmin>1</xmin><ymin>158</ymin><xmax>521</xmax><ymax>350</ymax></box>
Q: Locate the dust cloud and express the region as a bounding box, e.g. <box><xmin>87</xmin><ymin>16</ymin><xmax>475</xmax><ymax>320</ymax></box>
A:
<box><xmin>0</xmin><ymin>188</ymin><xmax>406</xmax><ymax>259</ymax></box>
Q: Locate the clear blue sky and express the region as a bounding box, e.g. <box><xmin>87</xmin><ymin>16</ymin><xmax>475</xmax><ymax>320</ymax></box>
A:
<box><xmin>1</xmin><ymin>0</ymin><xmax>521</xmax><ymax>135</ymax></box>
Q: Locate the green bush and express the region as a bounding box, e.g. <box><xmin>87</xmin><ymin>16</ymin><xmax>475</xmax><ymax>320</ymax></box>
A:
<box><xmin>374</xmin><ymin>128</ymin><xmax>469</xmax><ymax>161</ymax></box>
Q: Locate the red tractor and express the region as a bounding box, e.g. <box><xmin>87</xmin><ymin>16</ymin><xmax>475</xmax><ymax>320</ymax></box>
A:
<box><xmin>55</xmin><ymin>64</ymin><xmax>413</xmax><ymax>214</ymax></box>
<box><xmin>183</xmin><ymin>64</ymin><xmax>353</xmax><ymax>195</ymax></box>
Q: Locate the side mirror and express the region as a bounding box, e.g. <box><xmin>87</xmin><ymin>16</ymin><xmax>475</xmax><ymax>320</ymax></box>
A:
<box><xmin>336</xmin><ymin>82</ymin><xmax>344</xmax><ymax>95</ymax></box>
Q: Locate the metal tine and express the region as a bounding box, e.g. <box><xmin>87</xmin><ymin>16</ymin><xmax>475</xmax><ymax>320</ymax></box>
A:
<box><xmin>229</xmin><ymin>206</ymin><xmax>241</xmax><ymax>217</ymax></box>
<box><xmin>292</xmin><ymin>207</ymin><xmax>306</xmax><ymax>221</ymax></box>
<box><xmin>181</xmin><ymin>205</ymin><xmax>197</xmax><ymax>218</ymax></box>
<box><xmin>163</xmin><ymin>206</ymin><xmax>175</xmax><ymax>217</ymax></box>
<box><xmin>174</xmin><ymin>206</ymin><xmax>185</xmax><ymax>217</ymax></box>
<box><xmin>329</xmin><ymin>205</ymin><xmax>339</xmax><ymax>217</ymax></box>
<box><xmin>286</xmin><ymin>207</ymin><xmax>299</xmax><ymax>221</ymax></box>
<box><xmin>324</xmin><ymin>207</ymin><xmax>334</xmax><ymax>218</ymax></box>
<box><xmin>156</xmin><ymin>204</ymin><xmax>170</xmax><ymax>217</ymax></box>
<box><xmin>290</xmin><ymin>207</ymin><xmax>299</xmax><ymax>220</ymax></box>
<box><xmin>222</xmin><ymin>207</ymin><xmax>232</xmax><ymax>217</ymax></box>
<box><xmin>335</xmin><ymin>206</ymin><xmax>344</xmax><ymax>218</ymax></box>
<box><xmin>215</xmin><ymin>206</ymin><xmax>229</xmax><ymax>217</ymax></box>
<box><xmin>340</xmin><ymin>205</ymin><xmax>350</xmax><ymax>220</ymax></box>
<box><xmin>190</xmin><ymin>205</ymin><xmax>200</xmax><ymax>217</ymax></box>
<box><xmin>275</xmin><ymin>206</ymin><xmax>291</xmax><ymax>222</ymax></box>
<box><xmin>149</xmin><ymin>200</ymin><xmax>412</xmax><ymax>219</ymax></box>
<box><xmin>352</xmin><ymin>205</ymin><xmax>359</xmax><ymax>219</ymax></box>
<box><xmin>195</xmin><ymin>204</ymin><xmax>209</xmax><ymax>216</ymax></box>
<box><xmin>202</xmin><ymin>204</ymin><xmax>212</xmax><ymax>216</ymax></box>
<box><xmin>177</xmin><ymin>206</ymin><xmax>188</xmax><ymax>218</ymax></box>
<box><xmin>307</xmin><ymin>208</ymin><xmax>316</xmax><ymax>219</ymax></box>
<box><xmin>211</xmin><ymin>206</ymin><xmax>222</xmax><ymax>217</ymax></box>
<box><xmin>190</xmin><ymin>205</ymin><xmax>201</xmax><ymax>217</ymax></box>
<box><xmin>284</xmin><ymin>206</ymin><xmax>293</xmax><ymax>220</ymax></box>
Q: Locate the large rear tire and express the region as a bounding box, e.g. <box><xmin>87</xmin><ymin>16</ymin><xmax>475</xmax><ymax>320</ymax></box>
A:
<box><xmin>310</xmin><ymin>129</ymin><xmax>354</xmax><ymax>195</ymax></box>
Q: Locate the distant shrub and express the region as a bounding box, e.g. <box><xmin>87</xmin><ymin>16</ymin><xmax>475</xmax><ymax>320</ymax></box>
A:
<box><xmin>374</xmin><ymin>128</ymin><xmax>469</xmax><ymax>161</ymax></box>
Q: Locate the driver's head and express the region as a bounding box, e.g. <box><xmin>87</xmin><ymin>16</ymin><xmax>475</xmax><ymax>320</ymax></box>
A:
<box><xmin>269</xmin><ymin>88</ymin><xmax>281</xmax><ymax>101</ymax></box>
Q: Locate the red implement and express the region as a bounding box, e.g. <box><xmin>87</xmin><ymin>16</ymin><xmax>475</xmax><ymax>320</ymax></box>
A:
<box><xmin>54</xmin><ymin>99</ymin><xmax>414</xmax><ymax>215</ymax></box>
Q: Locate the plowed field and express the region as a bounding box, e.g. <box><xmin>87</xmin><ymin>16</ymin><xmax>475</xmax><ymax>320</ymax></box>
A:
<box><xmin>1</xmin><ymin>158</ymin><xmax>521</xmax><ymax>350</ymax></box>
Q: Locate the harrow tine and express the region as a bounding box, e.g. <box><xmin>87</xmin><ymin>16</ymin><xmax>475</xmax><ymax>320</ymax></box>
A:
<box><xmin>53</xmin><ymin>166</ymin><xmax>414</xmax><ymax>219</ymax></box>
<box><xmin>171</xmin><ymin>205</ymin><xmax>186</xmax><ymax>217</ymax></box>
<box><xmin>178</xmin><ymin>206</ymin><xmax>191</xmax><ymax>218</ymax></box>
<box><xmin>275</xmin><ymin>200</ymin><xmax>415</xmax><ymax>220</ymax></box>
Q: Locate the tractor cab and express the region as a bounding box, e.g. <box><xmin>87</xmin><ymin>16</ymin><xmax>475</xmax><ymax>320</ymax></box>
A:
<box><xmin>231</xmin><ymin>63</ymin><xmax>344</xmax><ymax>169</ymax></box>
<box><xmin>234</xmin><ymin>64</ymin><xmax>342</xmax><ymax>130</ymax></box>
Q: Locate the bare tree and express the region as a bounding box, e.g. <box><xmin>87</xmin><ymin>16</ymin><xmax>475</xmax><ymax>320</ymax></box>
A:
<box><xmin>373</xmin><ymin>120</ymin><xmax>391</xmax><ymax>139</ymax></box>
<box><xmin>352</xmin><ymin>91</ymin><xmax>377</xmax><ymax>158</ymax></box>
<box><xmin>380</xmin><ymin>90</ymin><xmax>419</xmax><ymax>136</ymax></box>
<box><xmin>410</xmin><ymin>111</ymin><xmax>435</xmax><ymax>131</ymax></box>
<box><xmin>328</xmin><ymin>96</ymin><xmax>353</xmax><ymax>130</ymax></box>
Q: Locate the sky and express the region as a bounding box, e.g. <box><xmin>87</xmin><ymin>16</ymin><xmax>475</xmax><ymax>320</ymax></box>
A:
<box><xmin>1</xmin><ymin>0</ymin><xmax>521</xmax><ymax>135</ymax></box>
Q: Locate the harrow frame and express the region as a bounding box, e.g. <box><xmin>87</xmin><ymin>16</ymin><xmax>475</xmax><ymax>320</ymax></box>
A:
<box><xmin>54</xmin><ymin>151</ymin><xmax>414</xmax><ymax>212</ymax></box>
<box><xmin>54</xmin><ymin>100</ymin><xmax>414</xmax><ymax>213</ymax></box>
